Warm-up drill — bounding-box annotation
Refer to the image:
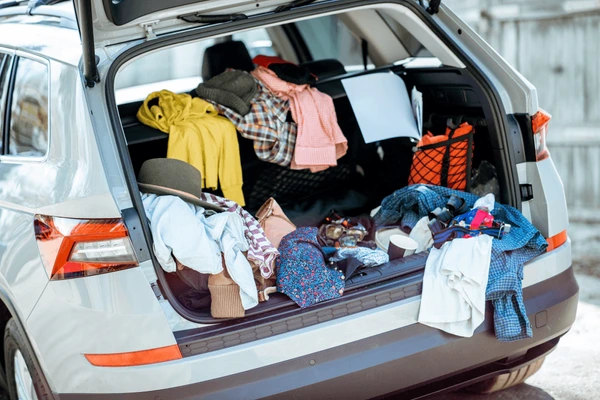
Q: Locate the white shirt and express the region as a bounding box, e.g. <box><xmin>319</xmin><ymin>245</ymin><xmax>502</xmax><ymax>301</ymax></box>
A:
<box><xmin>141</xmin><ymin>193</ymin><xmax>258</xmax><ymax>310</ymax></box>
<box><xmin>418</xmin><ymin>235</ymin><xmax>493</xmax><ymax>337</ymax></box>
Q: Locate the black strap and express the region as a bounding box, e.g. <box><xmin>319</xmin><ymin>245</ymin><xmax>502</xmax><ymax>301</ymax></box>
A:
<box><xmin>440</xmin><ymin>126</ymin><xmax>457</xmax><ymax>187</ymax></box>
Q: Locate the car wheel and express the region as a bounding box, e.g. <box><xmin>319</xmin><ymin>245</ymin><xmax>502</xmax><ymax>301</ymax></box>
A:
<box><xmin>466</xmin><ymin>357</ymin><xmax>545</xmax><ymax>394</ymax></box>
<box><xmin>4</xmin><ymin>318</ymin><xmax>51</xmax><ymax>400</ymax></box>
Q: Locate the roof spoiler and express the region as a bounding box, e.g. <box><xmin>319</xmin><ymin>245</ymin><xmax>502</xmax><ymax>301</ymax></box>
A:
<box><xmin>73</xmin><ymin>0</ymin><xmax>99</xmax><ymax>87</ymax></box>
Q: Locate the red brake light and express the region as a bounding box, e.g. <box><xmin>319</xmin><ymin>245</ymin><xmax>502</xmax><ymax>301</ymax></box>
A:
<box><xmin>34</xmin><ymin>215</ymin><xmax>138</xmax><ymax>280</ymax></box>
<box><xmin>532</xmin><ymin>109</ymin><xmax>551</xmax><ymax>161</ymax></box>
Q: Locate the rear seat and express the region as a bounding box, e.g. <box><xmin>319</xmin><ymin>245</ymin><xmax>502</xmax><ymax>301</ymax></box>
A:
<box><xmin>120</xmin><ymin>41</ymin><xmax>413</xmax><ymax>215</ymax></box>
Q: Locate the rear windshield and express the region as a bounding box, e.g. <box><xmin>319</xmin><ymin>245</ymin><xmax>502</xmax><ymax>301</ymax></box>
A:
<box><xmin>115</xmin><ymin>10</ymin><xmax>441</xmax><ymax>103</ymax></box>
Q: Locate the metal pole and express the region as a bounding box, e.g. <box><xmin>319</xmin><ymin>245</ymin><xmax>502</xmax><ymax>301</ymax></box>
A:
<box><xmin>76</xmin><ymin>0</ymin><xmax>99</xmax><ymax>87</ymax></box>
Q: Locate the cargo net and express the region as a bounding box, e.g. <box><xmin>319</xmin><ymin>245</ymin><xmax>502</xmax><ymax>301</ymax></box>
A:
<box><xmin>409</xmin><ymin>123</ymin><xmax>474</xmax><ymax>191</ymax></box>
<box><xmin>245</xmin><ymin>163</ymin><xmax>352</xmax><ymax>211</ymax></box>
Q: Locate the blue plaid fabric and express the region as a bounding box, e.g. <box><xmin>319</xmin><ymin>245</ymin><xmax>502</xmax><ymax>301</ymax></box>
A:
<box><xmin>374</xmin><ymin>184</ymin><xmax>548</xmax><ymax>342</ymax></box>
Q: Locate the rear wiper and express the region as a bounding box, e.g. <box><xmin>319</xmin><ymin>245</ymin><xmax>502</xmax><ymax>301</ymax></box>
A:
<box><xmin>178</xmin><ymin>13</ymin><xmax>248</xmax><ymax>24</ymax></box>
<box><xmin>274</xmin><ymin>0</ymin><xmax>318</xmax><ymax>13</ymax></box>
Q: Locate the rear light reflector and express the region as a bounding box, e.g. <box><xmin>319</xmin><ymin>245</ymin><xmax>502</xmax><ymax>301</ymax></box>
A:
<box><xmin>34</xmin><ymin>215</ymin><xmax>138</xmax><ymax>280</ymax></box>
<box><xmin>546</xmin><ymin>230</ymin><xmax>567</xmax><ymax>252</ymax></box>
<box><xmin>84</xmin><ymin>344</ymin><xmax>182</xmax><ymax>367</ymax></box>
<box><xmin>532</xmin><ymin>109</ymin><xmax>552</xmax><ymax>161</ymax></box>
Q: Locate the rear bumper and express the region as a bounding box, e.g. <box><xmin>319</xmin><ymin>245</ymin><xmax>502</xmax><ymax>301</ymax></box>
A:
<box><xmin>54</xmin><ymin>266</ymin><xmax>578</xmax><ymax>400</ymax></box>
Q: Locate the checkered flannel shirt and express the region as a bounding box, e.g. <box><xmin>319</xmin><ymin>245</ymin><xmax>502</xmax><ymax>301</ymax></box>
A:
<box><xmin>200</xmin><ymin>193</ymin><xmax>279</xmax><ymax>279</ymax></box>
<box><xmin>211</xmin><ymin>80</ymin><xmax>297</xmax><ymax>167</ymax></box>
<box><xmin>374</xmin><ymin>184</ymin><xmax>548</xmax><ymax>342</ymax></box>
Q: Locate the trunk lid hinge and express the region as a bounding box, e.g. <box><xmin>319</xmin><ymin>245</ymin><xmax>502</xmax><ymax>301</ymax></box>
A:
<box><xmin>419</xmin><ymin>0</ymin><xmax>441</xmax><ymax>15</ymax></box>
<box><xmin>141</xmin><ymin>20</ymin><xmax>159</xmax><ymax>40</ymax></box>
<box><xmin>520</xmin><ymin>184</ymin><xmax>534</xmax><ymax>201</ymax></box>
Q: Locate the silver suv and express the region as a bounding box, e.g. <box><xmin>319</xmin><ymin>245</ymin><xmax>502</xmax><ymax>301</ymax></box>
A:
<box><xmin>0</xmin><ymin>0</ymin><xmax>576</xmax><ymax>399</ymax></box>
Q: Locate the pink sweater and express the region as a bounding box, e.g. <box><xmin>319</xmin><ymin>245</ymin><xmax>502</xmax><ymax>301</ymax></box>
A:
<box><xmin>251</xmin><ymin>66</ymin><xmax>347</xmax><ymax>172</ymax></box>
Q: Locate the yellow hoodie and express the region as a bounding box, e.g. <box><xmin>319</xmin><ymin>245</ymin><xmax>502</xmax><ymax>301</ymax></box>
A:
<box><xmin>137</xmin><ymin>90</ymin><xmax>245</xmax><ymax>206</ymax></box>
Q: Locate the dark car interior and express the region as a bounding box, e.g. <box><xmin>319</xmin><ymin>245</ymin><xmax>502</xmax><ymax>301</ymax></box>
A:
<box><xmin>117</xmin><ymin>20</ymin><xmax>496</xmax><ymax>324</ymax></box>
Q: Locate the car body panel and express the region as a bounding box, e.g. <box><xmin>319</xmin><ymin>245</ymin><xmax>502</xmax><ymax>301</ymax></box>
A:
<box><xmin>517</xmin><ymin>159</ymin><xmax>569</xmax><ymax>238</ymax></box>
<box><xmin>0</xmin><ymin>56</ymin><xmax>119</xmax><ymax>218</ymax></box>
<box><xmin>0</xmin><ymin>23</ymin><xmax>81</xmax><ymax>67</ymax></box>
<box><xmin>49</xmin><ymin>265</ymin><xmax>577</xmax><ymax>398</ymax></box>
<box><xmin>25</xmin><ymin>241</ymin><xmax>572</xmax><ymax>394</ymax></box>
<box><xmin>0</xmin><ymin>55</ymin><xmax>120</xmax><ymax>326</ymax></box>
<box><xmin>0</xmin><ymin>209</ymin><xmax>49</xmax><ymax>321</ymax></box>
<box><xmin>25</xmin><ymin>267</ymin><xmax>177</xmax><ymax>393</ymax></box>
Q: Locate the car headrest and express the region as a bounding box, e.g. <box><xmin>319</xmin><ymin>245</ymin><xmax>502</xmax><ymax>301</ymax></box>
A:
<box><xmin>301</xmin><ymin>59</ymin><xmax>347</xmax><ymax>80</ymax></box>
<box><xmin>202</xmin><ymin>41</ymin><xmax>255</xmax><ymax>81</ymax></box>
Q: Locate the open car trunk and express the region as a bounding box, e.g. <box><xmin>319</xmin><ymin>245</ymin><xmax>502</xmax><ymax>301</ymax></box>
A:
<box><xmin>110</xmin><ymin>2</ymin><xmax>514</xmax><ymax>338</ymax></box>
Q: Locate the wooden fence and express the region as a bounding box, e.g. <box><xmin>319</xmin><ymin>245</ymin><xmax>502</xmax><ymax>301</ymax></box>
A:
<box><xmin>448</xmin><ymin>0</ymin><xmax>600</xmax><ymax>214</ymax></box>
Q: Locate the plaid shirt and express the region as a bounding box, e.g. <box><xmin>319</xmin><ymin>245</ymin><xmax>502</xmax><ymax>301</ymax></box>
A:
<box><xmin>211</xmin><ymin>80</ymin><xmax>297</xmax><ymax>167</ymax></box>
<box><xmin>374</xmin><ymin>184</ymin><xmax>547</xmax><ymax>342</ymax></box>
<box><xmin>200</xmin><ymin>193</ymin><xmax>279</xmax><ymax>279</ymax></box>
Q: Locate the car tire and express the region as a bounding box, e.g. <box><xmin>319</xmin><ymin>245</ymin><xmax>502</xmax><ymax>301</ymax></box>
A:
<box><xmin>466</xmin><ymin>357</ymin><xmax>546</xmax><ymax>394</ymax></box>
<box><xmin>4</xmin><ymin>318</ymin><xmax>51</xmax><ymax>400</ymax></box>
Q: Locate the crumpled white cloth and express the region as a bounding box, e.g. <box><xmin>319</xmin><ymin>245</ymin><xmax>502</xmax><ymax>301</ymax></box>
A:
<box><xmin>418</xmin><ymin>235</ymin><xmax>493</xmax><ymax>337</ymax></box>
<box><xmin>141</xmin><ymin>193</ymin><xmax>258</xmax><ymax>310</ymax></box>
<box><xmin>142</xmin><ymin>193</ymin><xmax>220</xmax><ymax>274</ymax></box>
<box><xmin>473</xmin><ymin>193</ymin><xmax>495</xmax><ymax>212</ymax></box>
<box><xmin>329</xmin><ymin>246</ymin><xmax>389</xmax><ymax>267</ymax></box>
<box><xmin>205</xmin><ymin>212</ymin><xmax>258</xmax><ymax>310</ymax></box>
<box><xmin>409</xmin><ymin>216</ymin><xmax>433</xmax><ymax>253</ymax></box>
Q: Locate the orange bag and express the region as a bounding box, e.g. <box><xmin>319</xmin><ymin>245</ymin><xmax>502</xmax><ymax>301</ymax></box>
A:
<box><xmin>409</xmin><ymin>122</ymin><xmax>474</xmax><ymax>190</ymax></box>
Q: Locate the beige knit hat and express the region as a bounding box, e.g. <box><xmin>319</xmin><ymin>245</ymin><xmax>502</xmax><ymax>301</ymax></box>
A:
<box><xmin>208</xmin><ymin>268</ymin><xmax>245</xmax><ymax>319</ymax></box>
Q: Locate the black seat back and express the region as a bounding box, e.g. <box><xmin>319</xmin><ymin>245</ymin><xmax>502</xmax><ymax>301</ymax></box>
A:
<box><xmin>201</xmin><ymin>41</ymin><xmax>255</xmax><ymax>81</ymax></box>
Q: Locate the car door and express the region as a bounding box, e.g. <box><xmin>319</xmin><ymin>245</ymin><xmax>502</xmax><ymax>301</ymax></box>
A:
<box><xmin>0</xmin><ymin>51</ymin><xmax>57</xmax><ymax>324</ymax></box>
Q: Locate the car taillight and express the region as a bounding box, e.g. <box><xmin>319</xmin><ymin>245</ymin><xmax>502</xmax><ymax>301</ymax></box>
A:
<box><xmin>34</xmin><ymin>215</ymin><xmax>138</xmax><ymax>280</ymax></box>
<box><xmin>532</xmin><ymin>109</ymin><xmax>551</xmax><ymax>161</ymax></box>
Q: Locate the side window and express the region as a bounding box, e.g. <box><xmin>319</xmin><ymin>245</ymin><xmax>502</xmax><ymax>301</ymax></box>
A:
<box><xmin>115</xmin><ymin>39</ymin><xmax>216</xmax><ymax>90</ymax></box>
<box><xmin>0</xmin><ymin>53</ymin><xmax>13</xmax><ymax>154</ymax></box>
<box><xmin>115</xmin><ymin>28</ymin><xmax>277</xmax><ymax>103</ymax></box>
<box><xmin>8</xmin><ymin>57</ymin><xmax>49</xmax><ymax>157</ymax></box>
<box><xmin>233</xmin><ymin>28</ymin><xmax>278</xmax><ymax>59</ymax></box>
<box><xmin>295</xmin><ymin>16</ymin><xmax>367</xmax><ymax>70</ymax></box>
<box><xmin>115</xmin><ymin>28</ymin><xmax>277</xmax><ymax>91</ymax></box>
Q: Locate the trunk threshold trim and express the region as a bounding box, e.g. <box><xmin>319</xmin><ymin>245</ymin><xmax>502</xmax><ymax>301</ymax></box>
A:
<box><xmin>178</xmin><ymin>277</ymin><xmax>423</xmax><ymax>357</ymax></box>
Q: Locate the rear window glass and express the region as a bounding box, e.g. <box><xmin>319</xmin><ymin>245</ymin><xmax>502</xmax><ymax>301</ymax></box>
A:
<box><xmin>295</xmin><ymin>15</ymin><xmax>367</xmax><ymax>70</ymax></box>
<box><xmin>8</xmin><ymin>57</ymin><xmax>49</xmax><ymax>158</ymax></box>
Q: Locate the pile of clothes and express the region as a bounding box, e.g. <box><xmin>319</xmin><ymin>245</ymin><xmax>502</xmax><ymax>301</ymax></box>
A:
<box><xmin>139</xmin><ymin>158</ymin><xmax>279</xmax><ymax>318</ymax></box>
<box><xmin>139</xmin><ymin>156</ymin><xmax>392</xmax><ymax>318</ymax></box>
<box><xmin>134</xmin><ymin>58</ymin><xmax>546</xmax><ymax>341</ymax></box>
<box><xmin>139</xmin><ymin>153</ymin><xmax>546</xmax><ymax>345</ymax></box>
<box><xmin>277</xmin><ymin>211</ymin><xmax>389</xmax><ymax>308</ymax></box>
<box><xmin>137</xmin><ymin>55</ymin><xmax>348</xmax><ymax>207</ymax></box>
<box><xmin>374</xmin><ymin>184</ymin><xmax>548</xmax><ymax>342</ymax></box>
